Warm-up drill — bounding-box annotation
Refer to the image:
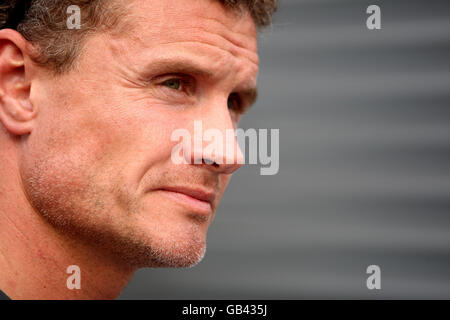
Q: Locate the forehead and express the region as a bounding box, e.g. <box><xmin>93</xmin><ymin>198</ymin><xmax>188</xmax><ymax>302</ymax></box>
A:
<box><xmin>121</xmin><ymin>0</ymin><xmax>259</xmax><ymax>65</ymax></box>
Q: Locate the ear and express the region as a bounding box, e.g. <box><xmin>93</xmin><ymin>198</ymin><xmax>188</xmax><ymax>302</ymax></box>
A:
<box><xmin>0</xmin><ymin>29</ymin><xmax>37</xmax><ymax>136</ymax></box>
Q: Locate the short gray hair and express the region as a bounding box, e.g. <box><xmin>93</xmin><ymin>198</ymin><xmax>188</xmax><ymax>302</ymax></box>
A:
<box><xmin>0</xmin><ymin>0</ymin><xmax>277</xmax><ymax>74</ymax></box>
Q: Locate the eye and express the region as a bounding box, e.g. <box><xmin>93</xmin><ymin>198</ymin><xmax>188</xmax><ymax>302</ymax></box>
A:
<box><xmin>162</xmin><ymin>78</ymin><xmax>182</xmax><ymax>90</ymax></box>
<box><xmin>227</xmin><ymin>93</ymin><xmax>241</xmax><ymax>111</ymax></box>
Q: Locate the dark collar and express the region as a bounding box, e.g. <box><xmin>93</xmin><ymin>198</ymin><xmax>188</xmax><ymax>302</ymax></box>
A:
<box><xmin>0</xmin><ymin>289</ymin><xmax>11</xmax><ymax>300</ymax></box>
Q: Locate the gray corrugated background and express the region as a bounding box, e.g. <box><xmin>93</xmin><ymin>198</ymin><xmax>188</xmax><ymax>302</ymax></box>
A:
<box><xmin>119</xmin><ymin>0</ymin><xmax>450</xmax><ymax>299</ymax></box>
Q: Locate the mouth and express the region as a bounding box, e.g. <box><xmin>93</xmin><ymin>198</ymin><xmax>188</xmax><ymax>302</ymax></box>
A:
<box><xmin>156</xmin><ymin>186</ymin><xmax>215</xmax><ymax>215</ymax></box>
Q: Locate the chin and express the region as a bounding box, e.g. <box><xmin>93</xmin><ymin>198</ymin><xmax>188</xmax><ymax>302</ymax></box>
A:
<box><xmin>110</xmin><ymin>218</ymin><xmax>209</xmax><ymax>269</ymax></box>
<box><xmin>123</xmin><ymin>198</ymin><xmax>212</xmax><ymax>268</ymax></box>
<box><xmin>135</xmin><ymin>237</ymin><xmax>208</xmax><ymax>269</ymax></box>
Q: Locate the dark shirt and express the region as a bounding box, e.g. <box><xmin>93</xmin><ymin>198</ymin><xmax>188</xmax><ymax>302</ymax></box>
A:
<box><xmin>0</xmin><ymin>289</ymin><xmax>10</xmax><ymax>300</ymax></box>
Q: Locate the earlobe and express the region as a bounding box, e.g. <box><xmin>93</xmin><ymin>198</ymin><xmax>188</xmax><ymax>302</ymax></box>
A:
<box><xmin>0</xmin><ymin>30</ymin><xmax>36</xmax><ymax>136</ymax></box>
<box><xmin>0</xmin><ymin>93</ymin><xmax>36</xmax><ymax>136</ymax></box>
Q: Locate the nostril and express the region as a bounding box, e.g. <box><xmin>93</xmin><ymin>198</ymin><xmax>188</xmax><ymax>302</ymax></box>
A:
<box><xmin>203</xmin><ymin>158</ymin><xmax>219</xmax><ymax>167</ymax></box>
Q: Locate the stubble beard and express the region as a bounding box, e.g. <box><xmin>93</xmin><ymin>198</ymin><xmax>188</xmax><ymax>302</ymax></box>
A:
<box><xmin>21</xmin><ymin>154</ymin><xmax>208</xmax><ymax>269</ymax></box>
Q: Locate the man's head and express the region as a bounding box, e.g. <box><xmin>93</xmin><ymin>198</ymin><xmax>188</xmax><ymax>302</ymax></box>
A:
<box><xmin>0</xmin><ymin>0</ymin><xmax>276</xmax><ymax>269</ymax></box>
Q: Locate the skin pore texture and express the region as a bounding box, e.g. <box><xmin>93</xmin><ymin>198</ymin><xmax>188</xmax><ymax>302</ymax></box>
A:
<box><xmin>0</xmin><ymin>0</ymin><xmax>258</xmax><ymax>299</ymax></box>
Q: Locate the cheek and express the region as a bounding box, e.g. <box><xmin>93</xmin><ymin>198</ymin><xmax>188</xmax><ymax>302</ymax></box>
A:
<box><xmin>19</xmin><ymin>120</ymin><xmax>138</xmax><ymax>235</ymax></box>
<box><xmin>19</xmin><ymin>111</ymin><xmax>112</xmax><ymax>216</ymax></box>
<box><xmin>24</xmin><ymin>74</ymin><xmax>198</xmax><ymax>214</ymax></box>
<box><xmin>20</xmin><ymin>141</ymin><xmax>95</xmax><ymax>224</ymax></box>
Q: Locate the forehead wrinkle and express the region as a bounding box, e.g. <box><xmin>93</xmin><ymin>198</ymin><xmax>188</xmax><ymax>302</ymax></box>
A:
<box><xmin>137</xmin><ymin>35</ymin><xmax>259</xmax><ymax>68</ymax></box>
<box><xmin>103</xmin><ymin>31</ymin><xmax>259</xmax><ymax>99</ymax></box>
<box><xmin>144</xmin><ymin>40</ymin><xmax>258</xmax><ymax>86</ymax></box>
<box><xmin>126</xmin><ymin>14</ymin><xmax>258</xmax><ymax>66</ymax></box>
<box><xmin>196</xmin><ymin>13</ymin><xmax>258</xmax><ymax>50</ymax></box>
<box><xmin>185</xmin><ymin>25</ymin><xmax>258</xmax><ymax>65</ymax></box>
<box><xmin>137</xmin><ymin>46</ymin><xmax>257</xmax><ymax>94</ymax></box>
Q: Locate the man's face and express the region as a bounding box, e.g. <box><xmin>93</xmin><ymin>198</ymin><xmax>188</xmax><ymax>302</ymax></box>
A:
<box><xmin>20</xmin><ymin>0</ymin><xmax>258</xmax><ymax>267</ymax></box>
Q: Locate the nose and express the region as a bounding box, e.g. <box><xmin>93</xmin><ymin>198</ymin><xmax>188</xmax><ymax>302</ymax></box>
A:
<box><xmin>185</xmin><ymin>103</ymin><xmax>244</xmax><ymax>175</ymax></box>
<box><xmin>193</xmin><ymin>144</ymin><xmax>244</xmax><ymax>175</ymax></box>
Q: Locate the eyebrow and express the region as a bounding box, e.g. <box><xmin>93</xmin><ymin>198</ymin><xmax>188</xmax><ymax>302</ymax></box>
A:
<box><xmin>139</xmin><ymin>58</ymin><xmax>259</xmax><ymax>108</ymax></box>
<box><xmin>140</xmin><ymin>59</ymin><xmax>216</xmax><ymax>81</ymax></box>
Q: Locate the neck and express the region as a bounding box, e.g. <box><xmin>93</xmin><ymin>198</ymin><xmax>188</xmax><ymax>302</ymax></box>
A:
<box><xmin>0</xmin><ymin>158</ymin><xmax>135</xmax><ymax>300</ymax></box>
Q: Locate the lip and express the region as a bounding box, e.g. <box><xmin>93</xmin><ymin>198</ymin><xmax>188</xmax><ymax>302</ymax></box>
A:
<box><xmin>157</xmin><ymin>186</ymin><xmax>215</xmax><ymax>215</ymax></box>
